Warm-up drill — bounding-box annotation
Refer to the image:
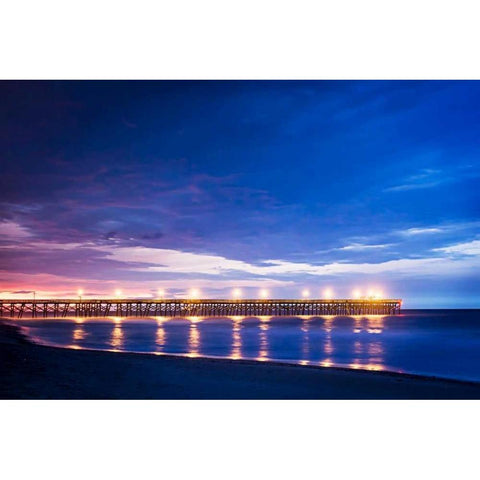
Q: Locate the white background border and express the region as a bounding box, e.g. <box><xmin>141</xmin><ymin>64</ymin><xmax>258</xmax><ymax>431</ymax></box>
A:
<box><xmin>2</xmin><ymin>1</ymin><xmax>479</xmax><ymax>478</ymax></box>
<box><xmin>1</xmin><ymin>401</ymin><xmax>479</xmax><ymax>479</ymax></box>
<box><xmin>2</xmin><ymin>0</ymin><xmax>480</xmax><ymax>79</ymax></box>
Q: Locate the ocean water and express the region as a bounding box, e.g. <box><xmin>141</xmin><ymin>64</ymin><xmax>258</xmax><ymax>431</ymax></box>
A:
<box><xmin>16</xmin><ymin>309</ymin><xmax>480</xmax><ymax>382</ymax></box>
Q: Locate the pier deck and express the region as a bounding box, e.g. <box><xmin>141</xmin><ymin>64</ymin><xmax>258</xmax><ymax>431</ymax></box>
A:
<box><xmin>0</xmin><ymin>298</ymin><xmax>401</xmax><ymax>318</ymax></box>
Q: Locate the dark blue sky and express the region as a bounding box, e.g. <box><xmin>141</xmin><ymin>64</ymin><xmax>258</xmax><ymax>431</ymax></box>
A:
<box><xmin>1</xmin><ymin>81</ymin><xmax>479</xmax><ymax>307</ymax></box>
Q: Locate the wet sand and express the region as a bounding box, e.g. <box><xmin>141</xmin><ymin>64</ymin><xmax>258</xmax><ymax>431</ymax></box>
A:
<box><xmin>2</xmin><ymin>321</ymin><xmax>480</xmax><ymax>399</ymax></box>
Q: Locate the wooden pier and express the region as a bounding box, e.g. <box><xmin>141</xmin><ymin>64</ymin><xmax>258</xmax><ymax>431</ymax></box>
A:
<box><xmin>0</xmin><ymin>298</ymin><xmax>401</xmax><ymax>318</ymax></box>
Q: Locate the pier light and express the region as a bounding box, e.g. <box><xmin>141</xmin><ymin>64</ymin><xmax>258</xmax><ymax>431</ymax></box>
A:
<box><xmin>115</xmin><ymin>289</ymin><xmax>122</xmax><ymax>298</ymax></box>
<box><xmin>302</xmin><ymin>289</ymin><xmax>310</xmax><ymax>298</ymax></box>
<box><xmin>157</xmin><ymin>288</ymin><xmax>165</xmax><ymax>298</ymax></box>
<box><xmin>374</xmin><ymin>290</ymin><xmax>383</xmax><ymax>299</ymax></box>
<box><xmin>367</xmin><ymin>289</ymin><xmax>375</xmax><ymax>299</ymax></box>
<box><xmin>259</xmin><ymin>288</ymin><xmax>269</xmax><ymax>299</ymax></box>
<box><xmin>352</xmin><ymin>289</ymin><xmax>361</xmax><ymax>299</ymax></box>
<box><xmin>323</xmin><ymin>288</ymin><xmax>333</xmax><ymax>299</ymax></box>
<box><xmin>190</xmin><ymin>288</ymin><xmax>200</xmax><ymax>299</ymax></box>
<box><xmin>77</xmin><ymin>288</ymin><xmax>84</xmax><ymax>299</ymax></box>
<box><xmin>232</xmin><ymin>288</ymin><xmax>242</xmax><ymax>299</ymax></box>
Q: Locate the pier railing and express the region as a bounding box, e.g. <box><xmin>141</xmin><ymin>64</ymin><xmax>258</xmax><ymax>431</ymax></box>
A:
<box><xmin>0</xmin><ymin>298</ymin><xmax>401</xmax><ymax>318</ymax></box>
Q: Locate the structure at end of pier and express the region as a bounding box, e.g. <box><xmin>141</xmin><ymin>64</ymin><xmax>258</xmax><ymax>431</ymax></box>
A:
<box><xmin>0</xmin><ymin>298</ymin><xmax>401</xmax><ymax>318</ymax></box>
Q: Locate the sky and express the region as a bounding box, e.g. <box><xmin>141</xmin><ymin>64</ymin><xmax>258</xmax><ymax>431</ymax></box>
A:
<box><xmin>1</xmin><ymin>80</ymin><xmax>479</xmax><ymax>307</ymax></box>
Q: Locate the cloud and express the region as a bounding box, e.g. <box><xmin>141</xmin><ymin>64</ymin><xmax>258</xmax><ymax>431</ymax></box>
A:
<box><xmin>394</xmin><ymin>221</ymin><xmax>480</xmax><ymax>238</ymax></box>
<box><xmin>99</xmin><ymin>245</ymin><xmax>480</xmax><ymax>278</ymax></box>
<box><xmin>1</xmin><ymin>217</ymin><xmax>479</xmax><ymax>300</ymax></box>
<box><xmin>433</xmin><ymin>239</ymin><xmax>480</xmax><ymax>256</ymax></box>
<box><xmin>401</xmin><ymin>227</ymin><xmax>443</xmax><ymax>236</ymax></box>
<box><xmin>101</xmin><ymin>246</ymin><xmax>279</xmax><ymax>276</ymax></box>
<box><xmin>386</xmin><ymin>181</ymin><xmax>444</xmax><ymax>192</ymax></box>
<box><xmin>385</xmin><ymin>169</ymin><xmax>445</xmax><ymax>192</ymax></box>
<box><xmin>385</xmin><ymin>164</ymin><xmax>480</xmax><ymax>193</ymax></box>
<box><xmin>0</xmin><ymin>221</ymin><xmax>32</xmax><ymax>238</ymax></box>
<box><xmin>337</xmin><ymin>243</ymin><xmax>392</xmax><ymax>251</ymax></box>
<box><xmin>4</xmin><ymin>234</ymin><xmax>480</xmax><ymax>282</ymax></box>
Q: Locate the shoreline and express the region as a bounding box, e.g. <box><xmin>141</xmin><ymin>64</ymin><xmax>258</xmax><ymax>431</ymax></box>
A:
<box><xmin>2</xmin><ymin>320</ymin><xmax>480</xmax><ymax>399</ymax></box>
<box><xmin>13</xmin><ymin>320</ymin><xmax>480</xmax><ymax>387</ymax></box>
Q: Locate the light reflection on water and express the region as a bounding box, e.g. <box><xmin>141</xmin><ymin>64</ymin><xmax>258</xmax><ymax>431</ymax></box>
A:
<box><xmin>16</xmin><ymin>311</ymin><xmax>480</xmax><ymax>382</ymax></box>
<box><xmin>322</xmin><ymin>317</ymin><xmax>334</xmax><ymax>367</ymax></box>
<box><xmin>73</xmin><ymin>325</ymin><xmax>86</xmax><ymax>342</ymax></box>
<box><xmin>110</xmin><ymin>318</ymin><xmax>124</xmax><ymax>351</ymax></box>
<box><xmin>256</xmin><ymin>316</ymin><xmax>270</xmax><ymax>361</ymax></box>
<box><xmin>230</xmin><ymin>316</ymin><xmax>243</xmax><ymax>360</ymax></box>
<box><xmin>155</xmin><ymin>317</ymin><xmax>167</xmax><ymax>351</ymax></box>
<box><xmin>301</xmin><ymin>317</ymin><xmax>310</xmax><ymax>364</ymax></box>
<box><xmin>187</xmin><ymin>317</ymin><xmax>201</xmax><ymax>358</ymax></box>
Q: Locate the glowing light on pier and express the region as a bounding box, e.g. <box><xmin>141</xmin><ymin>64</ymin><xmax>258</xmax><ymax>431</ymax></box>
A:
<box><xmin>353</xmin><ymin>289</ymin><xmax>361</xmax><ymax>299</ymax></box>
<box><xmin>232</xmin><ymin>288</ymin><xmax>242</xmax><ymax>299</ymax></box>
<box><xmin>259</xmin><ymin>288</ymin><xmax>269</xmax><ymax>299</ymax></box>
<box><xmin>114</xmin><ymin>289</ymin><xmax>122</xmax><ymax>298</ymax></box>
<box><xmin>77</xmin><ymin>288</ymin><xmax>84</xmax><ymax>298</ymax></box>
<box><xmin>189</xmin><ymin>288</ymin><xmax>200</xmax><ymax>299</ymax></box>
<box><xmin>157</xmin><ymin>288</ymin><xmax>165</xmax><ymax>298</ymax></box>
<box><xmin>323</xmin><ymin>288</ymin><xmax>333</xmax><ymax>299</ymax></box>
<box><xmin>367</xmin><ymin>288</ymin><xmax>384</xmax><ymax>299</ymax></box>
<box><xmin>302</xmin><ymin>289</ymin><xmax>310</xmax><ymax>298</ymax></box>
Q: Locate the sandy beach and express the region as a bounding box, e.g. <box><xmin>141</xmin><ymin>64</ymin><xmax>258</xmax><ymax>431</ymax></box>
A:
<box><xmin>2</xmin><ymin>321</ymin><xmax>480</xmax><ymax>399</ymax></box>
